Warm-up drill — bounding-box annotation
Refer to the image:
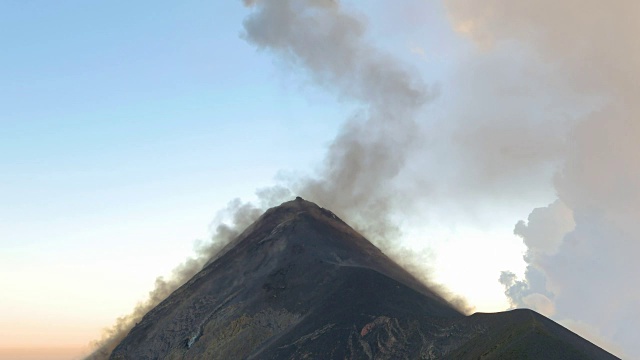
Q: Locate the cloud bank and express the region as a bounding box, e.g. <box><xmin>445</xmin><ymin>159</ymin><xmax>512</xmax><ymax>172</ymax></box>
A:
<box><xmin>445</xmin><ymin>0</ymin><xmax>640</xmax><ymax>357</ymax></box>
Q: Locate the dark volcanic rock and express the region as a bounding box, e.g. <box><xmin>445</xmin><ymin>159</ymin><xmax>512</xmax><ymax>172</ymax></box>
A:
<box><xmin>110</xmin><ymin>198</ymin><xmax>619</xmax><ymax>360</ymax></box>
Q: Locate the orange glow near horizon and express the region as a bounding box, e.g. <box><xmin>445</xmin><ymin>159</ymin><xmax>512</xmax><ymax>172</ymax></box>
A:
<box><xmin>0</xmin><ymin>347</ymin><xmax>88</xmax><ymax>360</ymax></box>
<box><xmin>0</xmin><ymin>312</ymin><xmax>103</xmax><ymax>347</ymax></box>
<box><xmin>0</xmin><ymin>314</ymin><xmax>101</xmax><ymax>360</ymax></box>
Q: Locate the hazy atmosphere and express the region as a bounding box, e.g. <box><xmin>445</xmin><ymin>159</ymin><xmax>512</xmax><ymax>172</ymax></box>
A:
<box><xmin>1</xmin><ymin>1</ymin><xmax>637</xmax><ymax>359</ymax></box>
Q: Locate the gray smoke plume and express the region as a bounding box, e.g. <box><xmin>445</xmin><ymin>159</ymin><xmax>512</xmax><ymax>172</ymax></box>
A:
<box><xmin>241</xmin><ymin>0</ymin><xmax>435</xmax><ymax>243</ymax></box>
<box><xmin>445</xmin><ymin>0</ymin><xmax>640</xmax><ymax>357</ymax></box>
<box><xmin>85</xmin><ymin>1</ymin><xmax>453</xmax><ymax>358</ymax></box>
<box><xmin>241</xmin><ymin>0</ymin><xmax>472</xmax><ymax>311</ymax></box>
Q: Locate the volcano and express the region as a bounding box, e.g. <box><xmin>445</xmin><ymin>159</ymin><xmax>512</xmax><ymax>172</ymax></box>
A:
<box><xmin>109</xmin><ymin>198</ymin><xmax>618</xmax><ymax>359</ymax></box>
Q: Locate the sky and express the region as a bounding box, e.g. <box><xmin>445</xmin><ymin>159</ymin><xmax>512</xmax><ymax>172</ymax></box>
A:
<box><xmin>1</xmin><ymin>1</ymin><xmax>637</xmax><ymax>359</ymax></box>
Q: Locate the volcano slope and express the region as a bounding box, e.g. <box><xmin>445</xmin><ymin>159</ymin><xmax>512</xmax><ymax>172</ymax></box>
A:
<box><xmin>109</xmin><ymin>198</ymin><xmax>619</xmax><ymax>359</ymax></box>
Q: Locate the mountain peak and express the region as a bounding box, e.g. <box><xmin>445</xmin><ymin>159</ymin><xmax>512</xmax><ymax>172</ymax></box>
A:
<box><xmin>109</xmin><ymin>198</ymin><xmax>619</xmax><ymax>360</ymax></box>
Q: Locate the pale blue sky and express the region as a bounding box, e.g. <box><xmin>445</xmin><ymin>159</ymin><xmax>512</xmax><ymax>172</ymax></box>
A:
<box><xmin>1</xmin><ymin>1</ymin><xmax>351</xmax><ymax>249</ymax></box>
<box><xmin>1</xmin><ymin>1</ymin><xmax>355</xmax><ymax>353</ymax></box>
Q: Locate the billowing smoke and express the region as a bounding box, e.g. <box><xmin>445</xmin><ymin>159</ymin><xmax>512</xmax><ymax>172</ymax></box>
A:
<box><xmin>445</xmin><ymin>0</ymin><xmax>640</xmax><ymax>357</ymax></box>
<box><xmin>86</xmin><ymin>1</ymin><xmax>450</xmax><ymax>358</ymax></box>
<box><xmin>241</xmin><ymin>0</ymin><xmax>435</xmax><ymax>244</ymax></box>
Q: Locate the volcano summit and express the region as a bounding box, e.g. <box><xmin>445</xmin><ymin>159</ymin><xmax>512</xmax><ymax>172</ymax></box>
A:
<box><xmin>108</xmin><ymin>198</ymin><xmax>618</xmax><ymax>359</ymax></box>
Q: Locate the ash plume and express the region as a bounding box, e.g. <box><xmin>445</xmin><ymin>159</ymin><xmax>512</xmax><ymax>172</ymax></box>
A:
<box><xmin>241</xmin><ymin>0</ymin><xmax>435</xmax><ymax>244</ymax></box>
<box><xmin>85</xmin><ymin>1</ymin><xmax>452</xmax><ymax>358</ymax></box>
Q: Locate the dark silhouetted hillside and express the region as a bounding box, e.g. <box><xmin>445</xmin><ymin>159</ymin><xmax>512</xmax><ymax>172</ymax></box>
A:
<box><xmin>109</xmin><ymin>198</ymin><xmax>619</xmax><ymax>360</ymax></box>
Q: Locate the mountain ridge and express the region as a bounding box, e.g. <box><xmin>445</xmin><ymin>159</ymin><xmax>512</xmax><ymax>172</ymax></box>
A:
<box><xmin>108</xmin><ymin>197</ymin><xmax>619</xmax><ymax>359</ymax></box>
